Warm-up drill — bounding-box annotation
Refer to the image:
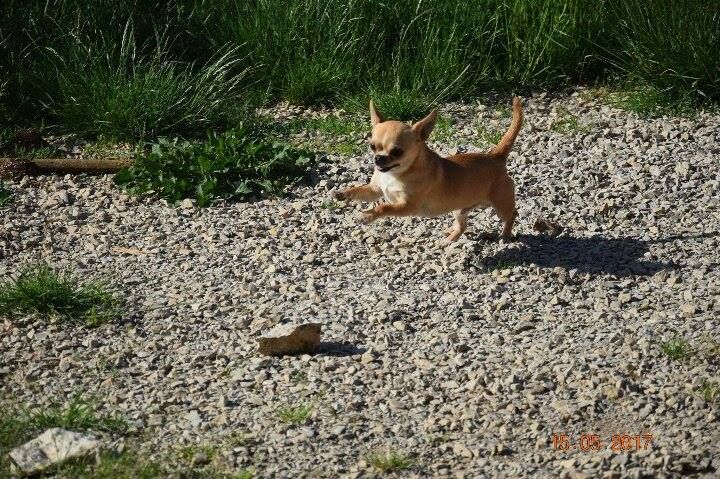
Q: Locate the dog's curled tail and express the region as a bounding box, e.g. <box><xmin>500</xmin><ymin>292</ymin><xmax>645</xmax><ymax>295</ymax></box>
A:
<box><xmin>491</xmin><ymin>97</ymin><xmax>523</xmax><ymax>159</ymax></box>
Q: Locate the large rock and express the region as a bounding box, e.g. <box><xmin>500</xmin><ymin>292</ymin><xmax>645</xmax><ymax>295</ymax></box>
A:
<box><xmin>257</xmin><ymin>323</ymin><xmax>321</xmax><ymax>356</ymax></box>
<box><xmin>9</xmin><ymin>428</ymin><xmax>99</xmax><ymax>475</ymax></box>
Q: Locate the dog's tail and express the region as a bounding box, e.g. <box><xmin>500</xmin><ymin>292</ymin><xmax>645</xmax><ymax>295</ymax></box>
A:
<box><xmin>491</xmin><ymin>97</ymin><xmax>523</xmax><ymax>159</ymax></box>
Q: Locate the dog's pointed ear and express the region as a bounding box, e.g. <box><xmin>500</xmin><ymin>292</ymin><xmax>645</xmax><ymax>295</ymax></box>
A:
<box><xmin>370</xmin><ymin>100</ymin><xmax>384</xmax><ymax>126</ymax></box>
<box><xmin>412</xmin><ymin>109</ymin><xmax>437</xmax><ymax>141</ymax></box>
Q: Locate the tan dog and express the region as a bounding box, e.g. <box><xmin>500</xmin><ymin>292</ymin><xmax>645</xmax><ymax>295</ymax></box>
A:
<box><xmin>331</xmin><ymin>97</ymin><xmax>523</xmax><ymax>242</ymax></box>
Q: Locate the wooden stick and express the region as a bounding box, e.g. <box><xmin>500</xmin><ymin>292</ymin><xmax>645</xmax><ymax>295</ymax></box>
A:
<box><xmin>0</xmin><ymin>157</ymin><xmax>134</xmax><ymax>174</ymax></box>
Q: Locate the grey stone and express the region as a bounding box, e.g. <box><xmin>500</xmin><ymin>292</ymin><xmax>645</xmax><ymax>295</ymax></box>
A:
<box><xmin>257</xmin><ymin>323</ymin><xmax>321</xmax><ymax>356</ymax></box>
<box><xmin>9</xmin><ymin>428</ymin><xmax>99</xmax><ymax>475</ymax></box>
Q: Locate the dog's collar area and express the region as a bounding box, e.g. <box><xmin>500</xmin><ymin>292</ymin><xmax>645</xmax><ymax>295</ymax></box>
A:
<box><xmin>376</xmin><ymin>164</ymin><xmax>398</xmax><ymax>173</ymax></box>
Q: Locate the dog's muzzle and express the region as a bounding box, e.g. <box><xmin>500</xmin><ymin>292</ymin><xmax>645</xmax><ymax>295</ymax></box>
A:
<box><xmin>374</xmin><ymin>154</ymin><xmax>397</xmax><ymax>172</ymax></box>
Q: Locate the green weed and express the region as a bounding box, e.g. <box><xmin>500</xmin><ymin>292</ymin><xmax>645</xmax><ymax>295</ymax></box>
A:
<box><xmin>660</xmin><ymin>337</ymin><xmax>694</xmax><ymax>360</ymax></box>
<box><xmin>277</xmin><ymin>404</ymin><xmax>312</xmax><ymax>425</ymax></box>
<box><xmin>0</xmin><ymin>262</ymin><xmax>120</xmax><ymax>326</ymax></box>
<box><xmin>697</xmin><ymin>380</ymin><xmax>720</xmax><ymax>404</ymax></box>
<box><xmin>114</xmin><ymin>124</ymin><xmax>315</xmax><ymax>206</ymax></box>
<box><xmin>366</xmin><ymin>450</ymin><xmax>412</xmax><ymax>473</ymax></box>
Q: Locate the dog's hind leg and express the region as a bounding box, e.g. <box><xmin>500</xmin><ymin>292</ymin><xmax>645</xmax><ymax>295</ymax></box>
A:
<box><xmin>490</xmin><ymin>177</ymin><xmax>517</xmax><ymax>241</ymax></box>
<box><xmin>445</xmin><ymin>208</ymin><xmax>470</xmax><ymax>242</ymax></box>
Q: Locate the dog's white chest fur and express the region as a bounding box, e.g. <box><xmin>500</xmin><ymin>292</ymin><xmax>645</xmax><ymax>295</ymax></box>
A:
<box><xmin>376</xmin><ymin>171</ymin><xmax>405</xmax><ymax>203</ymax></box>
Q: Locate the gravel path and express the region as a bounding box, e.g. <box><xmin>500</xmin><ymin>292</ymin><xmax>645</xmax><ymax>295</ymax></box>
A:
<box><xmin>1</xmin><ymin>91</ymin><xmax>719</xmax><ymax>478</ymax></box>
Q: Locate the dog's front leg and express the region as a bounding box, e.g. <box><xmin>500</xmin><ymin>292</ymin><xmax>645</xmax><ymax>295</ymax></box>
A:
<box><xmin>330</xmin><ymin>184</ymin><xmax>382</xmax><ymax>203</ymax></box>
<box><xmin>358</xmin><ymin>201</ymin><xmax>416</xmax><ymax>224</ymax></box>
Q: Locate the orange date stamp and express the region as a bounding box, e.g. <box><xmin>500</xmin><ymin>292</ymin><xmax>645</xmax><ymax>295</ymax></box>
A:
<box><xmin>552</xmin><ymin>433</ymin><xmax>653</xmax><ymax>452</ymax></box>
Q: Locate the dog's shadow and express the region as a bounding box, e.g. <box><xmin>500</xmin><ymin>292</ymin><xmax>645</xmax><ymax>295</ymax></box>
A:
<box><xmin>466</xmin><ymin>232</ymin><xmax>716</xmax><ymax>277</ymax></box>
<box><xmin>317</xmin><ymin>341</ymin><xmax>366</xmax><ymax>357</ymax></box>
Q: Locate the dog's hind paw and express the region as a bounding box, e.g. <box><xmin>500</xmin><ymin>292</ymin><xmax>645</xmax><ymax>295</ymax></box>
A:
<box><xmin>356</xmin><ymin>210</ymin><xmax>376</xmax><ymax>224</ymax></box>
<box><xmin>443</xmin><ymin>230</ymin><xmax>463</xmax><ymax>244</ymax></box>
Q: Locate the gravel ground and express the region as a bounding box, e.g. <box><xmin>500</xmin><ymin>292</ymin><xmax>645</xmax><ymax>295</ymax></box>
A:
<box><xmin>1</xmin><ymin>90</ymin><xmax>719</xmax><ymax>478</ymax></box>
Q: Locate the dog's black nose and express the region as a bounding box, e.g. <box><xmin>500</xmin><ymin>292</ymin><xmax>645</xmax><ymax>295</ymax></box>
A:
<box><xmin>374</xmin><ymin>155</ymin><xmax>389</xmax><ymax>166</ymax></box>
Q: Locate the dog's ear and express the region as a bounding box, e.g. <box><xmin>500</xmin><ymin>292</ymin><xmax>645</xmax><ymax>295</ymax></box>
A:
<box><xmin>370</xmin><ymin>100</ymin><xmax>384</xmax><ymax>126</ymax></box>
<box><xmin>412</xmin><ymin>109</ymin><xmax>437</xmax><ymax>141</ymax></box>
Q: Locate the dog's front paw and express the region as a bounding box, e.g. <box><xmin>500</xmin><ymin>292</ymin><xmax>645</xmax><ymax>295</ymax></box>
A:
<box><xmin>356</xmin><ymin>210</ymin><xmax>376</xmax><ymax>225</ymax></box>
<box><xmin>328</xmin><ymin>189</ymin><xmax>346</xmax><ymax>201</ymax></box>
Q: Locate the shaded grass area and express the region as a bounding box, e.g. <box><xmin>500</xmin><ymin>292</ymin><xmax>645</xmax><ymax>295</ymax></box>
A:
<box><xmin>1</xmin><ymin>0</ymin><xmax>718</xmax><ymax>140</ymax></box>
<box><xmin>0</xmin><ymin>262</ymin><xmax>119</xmax><ymax>326</ymax></box>
<box><xmin>0</xmin><ymin>181</ymin><xmax>12</xmax><ymax>206</ymax></box>
<box><xmin>0</xmin><ymin>397</ymin><xmax>258</xmax><ymax>477</ymax></box>
<box><xmin>0</xmin><ymin>396</ymin><xmax>131</xmax><ymax>476</ymax></box>
<box><xmin>50</xmin><ymin>450</ymin><xmax>164</xmax><ymax>479</ymax></box>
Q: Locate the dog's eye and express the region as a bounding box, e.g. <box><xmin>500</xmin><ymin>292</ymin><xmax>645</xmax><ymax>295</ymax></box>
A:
<box><xmin>369</xmin><ymin>143</ymin><xmax>377</xmax><ymax>151</ymax></box>
<box><xmin>390</xmin><ymin>147</ymin><xmax>403</xmax><ymax>157</ymax></box>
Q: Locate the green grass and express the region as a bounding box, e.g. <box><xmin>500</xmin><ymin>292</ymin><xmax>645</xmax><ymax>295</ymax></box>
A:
<box><xmin>0</xmin><ymin>396</ymin><xmax>129</xmax><ymax>476</ymax></box>
<box><xmin>431</xmin><ymin>116</ymin><xmax>454</xmax><ymax>143</ymax></box>
<box><xmin>366</xmin><ymin>450</ymin><xmax>412</xmax><ymax>473</ymax></box>
<box><xmin>1</xmin><ymin>397</ymin><xmax>256</xmax><ymax>478</ymax></box>
<box><xmin>0</xmin><ymin>262</ymin><xmax>120</xmax><ymax>326</ymax></box>
<box><xmin>286</xmin><ymin>116</ymin><xmax>365</xmax><ymax>137</ymax></box>
<box><xmin>53</xmin><ymin>449</ymin><xmax>164</xmax><ymax>479</ymax></box>
<box><xmin>26</xmin><ymin>397</ymin><xmax>129</xmax><ymax>434</ymax></box>
<box><xmin>603</xmin><ymin>0</ymin><xmax>720</xmax><ymax>107</ymax></box>
<box><xmin>277</xmin><ymin>404</ymin><xmax>312</xmax><ymax>424</ymax></box>
<box><xmin>660</xmin><ymin>337</ymin><xmax>694</xmax><ymax>360</ymax></box>
<box><xmin>476</xmin><ymin>123</ymin><xmax>504</xmax><ymax>147</ymax></box>
<box><xmin>550</xmin><ymin>106</ymin><xmax>591</xmax><ymax>134</ymax></box>
<box><xmin>697</xmin><ymin>380</ymin><xmax>720</xmax><ymax>404</ymax></box>
<box><xmin>177</xmin><ymin>439</ymin><xmax>255</xmax><ymax>479</ymax></box>
<box><xmin>81</xmin><ymin>137</ymin><xmax>144</xmax><ymax>160</ymax></box>
<box><xmin>490</xmin><ymin>259</ymin><xmax>521</xmax><ymax>271</ymax></box>
<box><xmin>10</xmin><ymin>145</ymin><xmax>58</xmax><ymax>159</ymax></box>
<box><xmin>476</xmin><ymin>104</ymin><xmax>512</xmax><ymax>146</ymax></box>
<box><xmin>320</xmin><ymin>200</ymin><xmax>344</xmax><ymax>210</ymax></box>
<box><xmin>608</xmin><ymin>85</ymin><xmax>696</xmax><ymax>118</ymax></box>
<box><xmin>345</xmin><ymin>90</ymin><xmax>434</xmax><ymax>123</ymax></box>
<box><xmin>0</xmin><ymin>181</ymin><xmax>12</xmax><ymax>206</ymax></box>
<box><xmin>52</xmin><ymin>44</ymin><xmax>249</xmax><ymax>139</ymax></box>
<box><xmin>279</xmin><ymin>115</ymin><xmax>366</xmax><ymax>155</ymax></box>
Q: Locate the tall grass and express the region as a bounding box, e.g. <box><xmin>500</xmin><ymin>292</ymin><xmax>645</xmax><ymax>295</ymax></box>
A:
<box><xmin>0</xmin><ymin>0</ymin><xmax>718</xmax><ymax>138</ymax></box>
<box><xmin>605</xmin><ymin>0</ymin><xmax>720</xmax><ymax>102</ymax></box>
<box><xmin>0</xmin><ymin>1</ymin><xmax>248</xmax><ymax>138</ymax></box>
<box><xmin>49</xmin><ymin>32</ymin><xmax>249</xmax><ymax>139</ymax></box>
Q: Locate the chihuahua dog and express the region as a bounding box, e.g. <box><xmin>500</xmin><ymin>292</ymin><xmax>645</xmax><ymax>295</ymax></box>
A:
<box><xmin>331</xmin><ymin>97</ymin><xmax>523</xmax><ymax>242</ymax></box>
